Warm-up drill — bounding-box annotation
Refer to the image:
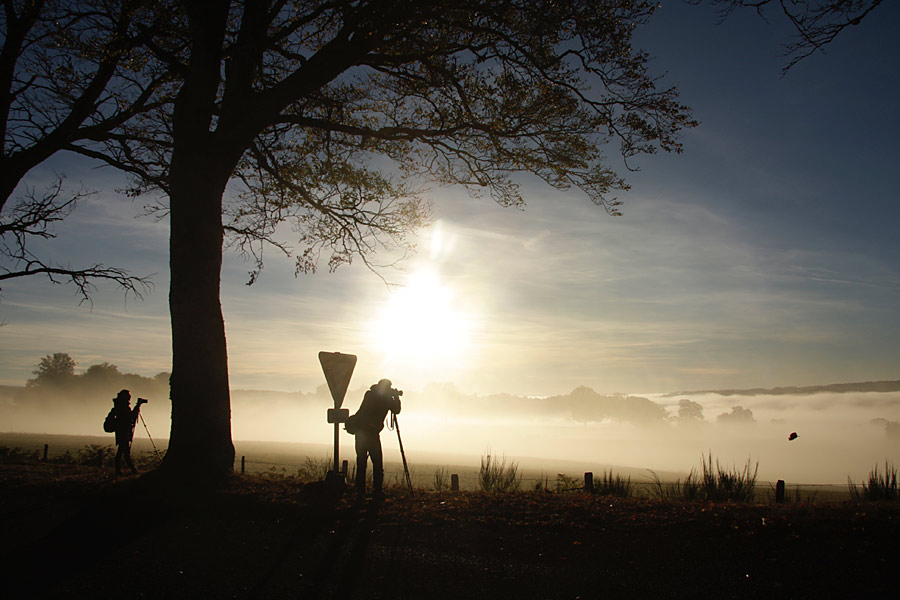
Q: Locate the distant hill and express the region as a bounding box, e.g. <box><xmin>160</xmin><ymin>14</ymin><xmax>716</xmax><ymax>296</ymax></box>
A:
<box><xmin>662</xmin><ymin>380</ymin><xmax>900</xmax><ymax>397</ymax></box>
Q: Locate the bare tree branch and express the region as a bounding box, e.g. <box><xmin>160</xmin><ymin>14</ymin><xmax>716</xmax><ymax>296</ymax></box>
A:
<box><xmin>694</xmin><ymin>0</ymin><xmax>885</xmax><ymax>74</ymax></box>
<box><xmin>0</xmin><ymin>174</ymin><xmax>151</xmax><ymax>303</ymax></box>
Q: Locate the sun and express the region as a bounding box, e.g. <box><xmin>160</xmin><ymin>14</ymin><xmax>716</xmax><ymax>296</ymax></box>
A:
<box><xmin>367</xmin><ymin>270</ymin><xmax>475</xmax><ymax>375</ymax></box>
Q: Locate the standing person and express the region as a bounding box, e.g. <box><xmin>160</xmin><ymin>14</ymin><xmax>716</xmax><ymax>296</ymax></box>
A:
<box><xmin>106</xmin><ymin>389</ymin><xmax>146</xmax><ymax>476</ymax></box>
<box><xmin>349</xmin><ymin>378</ymin><xmax>401</xmax><ymax>499</ymax></box>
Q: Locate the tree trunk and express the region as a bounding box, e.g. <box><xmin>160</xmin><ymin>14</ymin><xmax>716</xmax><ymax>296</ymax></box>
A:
<box><xmin>160</xmin><ymin>147</ymin><xmax>235</xmax><ymax>483</ymax></box>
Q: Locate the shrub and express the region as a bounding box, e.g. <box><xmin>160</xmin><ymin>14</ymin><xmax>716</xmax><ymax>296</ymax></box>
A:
<box><xmin>595</xmin><ymin>470</ymin><xmax>633</xmax><ymax>498</ymax></box>
<box><xmin>555</xmin><ymin>473</ymin><xmax>580</xmax><ymax>492</ymax></box>
<box><xmin>479</xmin><ymin>451</ymin><xmax>521</xmax><ymax>493</ymax></box>
<box><xmin>76</xmin><ymin>444</ymin><xmax>115</xmax><ymax>467</ymax></box>
<box><xmin>849</xmin><ymin>461</ymin><xmax>899</xmax><ymax>502</ymax></box>
<box><xmin>647</xmin><ymin>469</ymin><xmax>701</xmax><ymax>501</ymax></box>
<box><xmin>433</xmin><ymin>467</ymin><xmax>450</xmax><ymax>491</ymax></box>
<box><xmin>296</xmin><ymin>456</ymin><xmax>331</xmax><ymax>483</ymax></box>
<box><xmin>0</xmin><ymin>445</ymin><xmax>40</xmax><ymax>463</ymax></box>
<box><xmin>648</xmin><ymin>453</ymin><xmax>758</xmax><ymax>502</ymax></box>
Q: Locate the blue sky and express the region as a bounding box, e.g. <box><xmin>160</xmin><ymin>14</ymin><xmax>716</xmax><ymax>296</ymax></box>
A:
<box><xmin>2</xmin><ymin>2</ymin><xmax>898</xmax><ymax>397</ymax></box>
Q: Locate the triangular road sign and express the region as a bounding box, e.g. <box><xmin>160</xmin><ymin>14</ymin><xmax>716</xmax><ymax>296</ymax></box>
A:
<box><xmin>318</xmin><ymin>351</ymin><xmax>357</xmax><ymax>409</ymax></box>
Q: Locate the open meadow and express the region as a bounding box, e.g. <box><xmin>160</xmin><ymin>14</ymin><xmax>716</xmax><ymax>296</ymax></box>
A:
<box><xmin>3</xmin><ymin>432</ymin><xmax>898</xmax><ymax>599</ymax></box>
<box><xmin>0</xmin><ymin>431</ymin><xmax>851</xmax><ymax>500</ymax></box>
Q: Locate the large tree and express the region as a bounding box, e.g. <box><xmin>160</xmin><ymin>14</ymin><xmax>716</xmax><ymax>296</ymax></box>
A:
<box><xmin>84</xmin><ymin>0</ymin><xmax>694</xmax><ymax>482</ymax></box>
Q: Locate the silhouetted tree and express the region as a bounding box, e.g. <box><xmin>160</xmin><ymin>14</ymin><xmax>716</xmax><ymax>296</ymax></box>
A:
<box><xmin>677</xmin><ymin>398</ymin><xmax>705</xmax><ymax>424</ymax></box>
<box><xmin>871</xmin><ymin>418</ymin><xmax>900</xmax><ymax>441</ymax></box>
<box><xmin>85</xmin><ymin>0</ymin><xmax>697</xmax><ymax>482</ymax></box>
<box><xmin>27</xmin><ymin>352</ymin><xmax>76</xmax><ymax>386</ymax></box>
<box><xmin>696</xmin><ymin>0</ymin><xmax>886</xmax><ymax>73</ymax></box>
<box><xmin>567</xmin><ymin>386</ymin><xmax>668</xmax><ymax>425</ymax></box>
<box><xmin>83</xmin><ymin>362</ymin><xmax>122</xmax><ymax>380</ymax></box>
<box><xmin>0</xmin><ymin>0</ymin><xmax>169</xmax><ymax>299</ymax></box>
<box><xmin>716</xmin><ymin>405</ymin><xmax>756</xmax><ymax>424</ymax></box>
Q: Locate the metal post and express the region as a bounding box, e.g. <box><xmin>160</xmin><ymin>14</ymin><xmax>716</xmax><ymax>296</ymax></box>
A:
<box><xmin>333</xmin><ymin>422</ymin><xmax>340</xmax><ymax>474</ymax></box>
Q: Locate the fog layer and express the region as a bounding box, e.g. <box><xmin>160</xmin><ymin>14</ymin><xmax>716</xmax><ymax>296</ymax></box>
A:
<box><xmin>2</xmin><ymin>381</ymin><xmax>897</xmax><ymax>484</ymax></box>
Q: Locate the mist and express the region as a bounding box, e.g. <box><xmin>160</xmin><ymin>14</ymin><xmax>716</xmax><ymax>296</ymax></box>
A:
<box><xmin>3</xmin><ymin>378</ymin><xmax>898</xmax><ymax>485</ymax></box>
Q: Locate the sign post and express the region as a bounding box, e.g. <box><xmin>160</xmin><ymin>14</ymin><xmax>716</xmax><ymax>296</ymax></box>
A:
<box><xmin>318</xmin><ymin>351</ymin><xmax>357</xmax><ymax>474</ymax></box>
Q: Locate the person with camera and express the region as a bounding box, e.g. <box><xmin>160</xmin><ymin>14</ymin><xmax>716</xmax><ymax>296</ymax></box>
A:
<box><xmin>349</xmin><ymin>378</ymin><xmax>402</xmax><ymax>499</ymax></box>
<box><xmin>106</xmin><ymin>389</ymin><xmax>147</xmax><ymax>477</ymax></box>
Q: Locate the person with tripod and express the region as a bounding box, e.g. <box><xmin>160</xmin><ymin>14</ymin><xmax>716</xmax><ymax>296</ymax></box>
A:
<box><xmin>106</xmin><ymin>389</ymin><xmax>147</xmax><ymax>477</ymax></box>
<box><xmin>348</xmin><ymin>378</ymin><xmax>401</xmax><ymax>499</ymax></box>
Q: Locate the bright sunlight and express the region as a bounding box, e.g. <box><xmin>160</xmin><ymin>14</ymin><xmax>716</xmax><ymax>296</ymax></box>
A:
<box><xmin>367</xmin><ymin>269</ymin><xmax>476</xmax><ymax>380</ymax></box>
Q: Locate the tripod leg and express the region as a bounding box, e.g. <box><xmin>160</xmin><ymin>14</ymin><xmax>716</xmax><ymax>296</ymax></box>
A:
<box><xmin>394</xmin><ymin>417</ymin><xmax>413</xmax><ymax>494</ymax></box>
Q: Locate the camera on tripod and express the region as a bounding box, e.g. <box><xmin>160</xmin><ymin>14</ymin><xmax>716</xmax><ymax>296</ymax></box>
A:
<box><xmin>137</xmin><ymin>397</ymin><xmax>148</xmax><ymax>405</ymax></box>
<box><xmin>389</xmin><ymin>388</ymin><xmax>403</xmax><ymax>400</ymax></box>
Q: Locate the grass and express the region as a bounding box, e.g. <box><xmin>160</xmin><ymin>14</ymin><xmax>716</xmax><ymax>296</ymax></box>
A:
<box><xmin>432</xmin><ymin>467</ymin><xmax>451</xmax><ymax>491</ymax></box>
<box><xmin>0</xmin><ymin>443</ymin><xmax>162</xmax><ymax>470</ymax></box>
<box><xmin>848</xmin><ymin>461</ymin><xmax>899</xmax><ymax>502</ymax></box>
<box><xmin>479</xmin><ymin>451</ymin><xmax>521</xmax><ymax>492</ymax></box>
<box><xmin>554</xmin><ymin>473</ymin><xmax>580</xmax><ymax>492</ymax></box>
<box><xmin>648</xmin><ymin>453</ymin><xmax>758</xmax><ymax>502</ymax></box>
<box><xmin>594</xmin><ymin>469</ymin><xmax>633</xmax><ymax>498</ymax></box>
<box><xmin>0</xmin><ymin>445</ymin><xmax>41</xmax><ymax>462</ymax></box>
<box><xmin>295</xmin><ymin>455</ymin><xmax>332</xmax><ymax>482</ymax></box>
<box><xmin>0</xmin><ymin>437</ymin><xmax>856</xmax><ymax>503</ymax></box>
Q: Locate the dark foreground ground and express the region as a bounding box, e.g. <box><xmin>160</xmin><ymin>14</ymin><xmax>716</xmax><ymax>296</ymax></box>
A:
<box><xmin>2</xmin><ymin>463</ymin><xmax>898</xmax><ymax>599</ymax></box>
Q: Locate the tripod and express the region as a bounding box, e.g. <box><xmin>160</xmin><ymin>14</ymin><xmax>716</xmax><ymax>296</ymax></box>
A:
<box><xmin>390</xmin><ymin>412</ymin><xmax>413</xmax><ymax>494</ymax></box>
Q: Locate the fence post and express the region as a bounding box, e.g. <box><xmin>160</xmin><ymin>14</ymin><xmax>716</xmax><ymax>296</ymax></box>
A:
<box><xmin>241</xmin><ymin>456</ymin><xmax>246</xmax><ymax>475</ymax></box>
<box><xmin>341</xmin><ymin>460</ymin><xmax>348</xmax><ymax>479</ymax></box>
<box><xmin>43</xmin><ymin>444</ymin><xmax>48</xmax><ymax>462</ymax></box>
<box><xmin>451</xmin><ymin>473</ymin><xmax>459</xmax><ymax>492</ymax></box>
<box><xmin>775</xmin><ymin>479</ymin><xmax>785</xmax><ymax>503</ymax></box>
<box><xmin>584</xmin><ymin>472</ymin><xmax>594</xmax><ymax>493</ymax></box>
<box><xmin>96</xmin><ymin>448</ymin><xmax>104</xmax><ymax>468</ymax></box>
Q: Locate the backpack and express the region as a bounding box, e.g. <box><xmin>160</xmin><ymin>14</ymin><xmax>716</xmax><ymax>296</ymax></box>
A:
<box><xmin>344</xmin><ymin>414</ymin><xmax>358</xmax><ymax>435</ymax></box>
<box><xmin>103</xmin><ymin>408</ymin><xmax>116</xmax><ymax>433</ymax></box>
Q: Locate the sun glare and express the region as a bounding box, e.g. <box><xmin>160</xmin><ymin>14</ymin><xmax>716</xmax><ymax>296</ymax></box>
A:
<box><xmin>368</xmin><ymin>270</ymin><xmax>475</xmax><ymax>378</ymax></box>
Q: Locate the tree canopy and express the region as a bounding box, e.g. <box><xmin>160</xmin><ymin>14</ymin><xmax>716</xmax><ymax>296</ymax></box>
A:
<box><xmin>96</xmin><ymin>0</ymin><xmax>698</xmax><ymax>481</ymax></box>
<box><xmin>28</xmin><ymin>352</ymin><xmax>76</xmax><ymax>386</ymax></box>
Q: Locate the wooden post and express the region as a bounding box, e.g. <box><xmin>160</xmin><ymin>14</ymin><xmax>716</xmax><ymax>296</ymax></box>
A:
<box><xmin>775</xmin><ymin>479</ymin><xmax>785</xmax><ymax>503</ymax></box>
<box><xmin>585</xmin><ymin>472</ymin><xmax>594</xmax><ymax>493</ymax></box>
<box><xmin>241</xmin><ymin>456</ymin><xmax>246</xmax><ymax>475</ymax></box>
<box><xmin>451</xmin><ymin>473</ymin><xmax>459</xmax><ymax>492</ymax></box>
<box><xmin>341</xmin><ymin>460</ymin><xmax>348</xmax><ymax>479</ymax></box>
<box><xmin>96</xmin><ymin>448</ymin><xmax>104</xmax><ymax>468</ymax></box>
<box><xmin>43</xmin><ymin>444</ymin><xmax>48</xmax><ymax>462</ymax></box>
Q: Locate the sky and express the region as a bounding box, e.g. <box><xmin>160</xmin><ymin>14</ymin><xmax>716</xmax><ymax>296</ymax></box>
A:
<box><xmin>1</xmin><ymin>2</ymin><xmax>899</xmax><ymax>400</ymax></box>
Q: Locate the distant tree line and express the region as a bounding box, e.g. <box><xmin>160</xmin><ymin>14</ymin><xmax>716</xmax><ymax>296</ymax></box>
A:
<box><xmin>21</xmin><ymin>352</ymin><xmax>169</xmax><ymax>405</ymax></box>
<box><xmin>417</xmin><ymin>383</ymin><xmax>757</xmax><ymax>427</ymax></box>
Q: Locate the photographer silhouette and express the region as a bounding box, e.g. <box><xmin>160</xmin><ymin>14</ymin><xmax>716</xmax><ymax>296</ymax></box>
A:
<box><xmin>106</xmin><ymin>389</ymin><xmax>147</xmax><ymax>476</ymax></box>
<box><xmin>349</xmin><ymin>378</ymin><xmax>402</xmax><ymax>499</ymax></box>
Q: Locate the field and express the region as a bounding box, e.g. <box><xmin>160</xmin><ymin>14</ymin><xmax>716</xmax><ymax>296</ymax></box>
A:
<box><xmin>3</xmin><ymin>432</ymin><xmax>897</xmax><ymax>598</ymax></box>
<box><xmin>0</xmin><ymin>431</ymin><xmax>852</xmax><ymax>500</ymax></box>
